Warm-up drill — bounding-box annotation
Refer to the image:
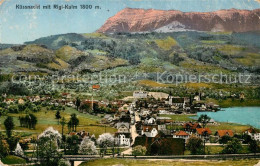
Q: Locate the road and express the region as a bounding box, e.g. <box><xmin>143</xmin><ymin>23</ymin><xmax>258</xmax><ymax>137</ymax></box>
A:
<box><xmin>121</xmin><ymin>109</ymin><xmax>140</xmax><ymax>155</ymax></box>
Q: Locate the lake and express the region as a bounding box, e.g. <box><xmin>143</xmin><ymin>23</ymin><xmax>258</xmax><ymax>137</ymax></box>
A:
<box><xmin>196</xmin><ymin>107</ymin><xmax>260</xmax><ymax>129</ymax></box>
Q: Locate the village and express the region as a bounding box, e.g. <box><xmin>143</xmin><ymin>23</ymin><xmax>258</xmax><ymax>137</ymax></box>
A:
<box><xmin>0</xmin><ymin>86</ymin><xmax>259</xmax><ymax>162</ymax></box>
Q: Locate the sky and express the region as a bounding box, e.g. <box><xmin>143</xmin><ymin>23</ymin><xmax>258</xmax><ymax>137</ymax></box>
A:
<box><xmin>0</xmin><ymin>0</ymin><xmax>260</xmax><ymax>44</ymax></box>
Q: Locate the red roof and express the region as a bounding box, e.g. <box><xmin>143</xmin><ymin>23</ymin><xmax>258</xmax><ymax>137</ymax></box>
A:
<box><xmin>196</xmin><ymin>128</ymin><xmax>212</xmax><ymax>135</ymax></box>
<box><xmin>216</xmin><ymin>130</ymin><xmax>234</xmax><ymax>137</ymax></box>
<box><xmin>92</xmin><ymin>85</ymin><xmax>100</xmax><ymax>89</ymax></box>
<box><xmin>62</xmin><ymin>93</ymin><xmax>70</xmax><ymax>96</ymax></box>
<box><xmin>183</xmin><ymin>123</ymin><xmax>201</xmax><ymax>129</ymax></box>
<box><xmin>175</xmin><ymin>131</ymin><xmax>189</xmax><ymax>136</ymax></box>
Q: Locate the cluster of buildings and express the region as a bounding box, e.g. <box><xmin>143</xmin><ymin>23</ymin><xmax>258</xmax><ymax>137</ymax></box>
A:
<box><xmin>101</xmin><ymin>91</ymin><xmax>260</xmax><ymax>155</ymax></box>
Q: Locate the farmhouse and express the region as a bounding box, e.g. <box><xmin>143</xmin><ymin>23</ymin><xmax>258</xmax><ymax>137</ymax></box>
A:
<box><xmin>215</xmin><ymin>130</ymin><xmax>234</xmax><ymax>138</ymax></box>
<box><xmin>243</xmin><ymin>127</ymin><xmax>260</xmax><ymax>141</ymax></box>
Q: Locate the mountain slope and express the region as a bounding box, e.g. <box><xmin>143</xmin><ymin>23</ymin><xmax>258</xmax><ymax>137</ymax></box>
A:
<box><xmin>97</xmin><ymin>8</ymin><xmax>260</xmax><ymax>33</ymax></box>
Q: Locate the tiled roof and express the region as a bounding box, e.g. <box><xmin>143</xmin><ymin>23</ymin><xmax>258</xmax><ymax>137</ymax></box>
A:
<box><xmin>196</xmin><ymin>128</ymin><xmax>212</xmax><ymax>135</ymax></box>
<box><xmin>216</xmin><ymin>130</ymin><xmax>234</xmax><ymax>137</ymax></box>
<box><xmin>175</xmin><ymin>131</ymin><xmax>189</xmax><ymax>136</ymax></box>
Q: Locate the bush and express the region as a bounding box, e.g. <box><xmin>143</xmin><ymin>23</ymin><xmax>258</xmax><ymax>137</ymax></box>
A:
<box><xmin>79</xmin><ymin>138</ymin><xmax>97</xmax><ymax>155</ymax></box>
<box><xmin>222</xmin><ymin>138</ymin><xmax>242</xmax><ymax>154</ymax></box>
<box><xmin>132</xmin><ymin>145</ymin><xmax>147</xmax><ymax>156</ymax></box>
<box><xmin>187</xmin><ymin>136</ymin><xmax>204</xmax><ymax>155</ymax></box>
<box><xmin>0</xmin><ymin>136</ymin><xmax>10</xmax><ymax>158</ymax></box>
<box><xmin>219</xmin><ymin>135</ymin><xmax>232</xmax><ymax>144</ymax></box>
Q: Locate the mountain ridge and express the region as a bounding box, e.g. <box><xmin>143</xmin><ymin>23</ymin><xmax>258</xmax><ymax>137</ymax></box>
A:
<box><xmin>97</xmin><ymin>8</ymin><xmax>260</xmax><ymax>33</ymax></box>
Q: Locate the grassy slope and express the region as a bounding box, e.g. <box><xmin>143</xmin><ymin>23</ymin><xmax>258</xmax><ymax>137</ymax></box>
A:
<box><xmin>0</xmin><ymin>107</ymin><xmax>116</xmax><ymax>138</ymax></box>
<box><xmin>1</xmin><ymin>155</ymin><xmax>26</xmax><ymax>164</ymax></box>
<box><xmin>79</xmin><ymin>158</ymin><xmax>259</xmax><ymax>166</ymax></box>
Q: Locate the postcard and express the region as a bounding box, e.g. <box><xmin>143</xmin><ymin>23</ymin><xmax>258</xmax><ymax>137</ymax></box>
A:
<box><xmin>0</xmin><ymin>0</ymin><xmax>259</xmax><ymax>166</ymax></box>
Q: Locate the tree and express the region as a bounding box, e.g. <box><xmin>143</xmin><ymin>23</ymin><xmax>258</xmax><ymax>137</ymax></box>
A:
<box><xmin>187</xmin><ymin>136</ymin><xmax>204</xmax><ymax>155</ymax></box>
<box><xmin>79</xmin><ymin>138</ymin><xmax>97</xmax><ymax>155</ymax></box>
<box><xmin>60</xmin><ymin>117</ymin><xmax>66</xmax><ymax>139</ymax></box>
<box><xmin>66</xmin><ymin>135</ymin><xmax>79</xmax><ymax>155</ymax></box>
<box><xmin>75</xmin><ymin>97</ymin><xmax>81</xmax><ymax>111</ymax></box>
<box><xmin>27</xmin><ymin>113</ymin><xmax>37</xmax><ymax>129</ymax></box>
<box><xmin>4</xmin><ymin>116</ymin><xmax>14</xmax><ymax>138</ymax></box>
<box><xmin>68</xmin><ymin>114</ymin><xmax>79</xmax><ymax>132</ymax></box>
<box><xmin>58</xmin><ymin>159</ymin><xmax>71</xmax><ymax>166</ymax></box>
<box><xmin>55</xmin><ymin>110</ymin><xmax>61</xmax><ymax>124</ymax></box>
<box><xmin>37</xmin><ymin>127</ymin><xmax>62</xmax><ymax>166</ymax></box>
<box><xmin>14</xmin><ymin>143</ymin><xmax>24</xmax><ymax>157</ymax></box>
<box><xmin>19</xmin><ymin>114</ymin><xmax>37</xmax><ymax>129</ymax></box>
<box><xmin>242</xmin><ymin>134</ymin><xmax>253</xmax><ymax>144</ymax></box>
<box><xmin>198</xmin><ymin>114</ymin><xmax>211</xmax><ymax>128</ymax></box>
<box><xmin>132</xmin><ymin>145</ymin><xmax>147</xmax><ymax>156</ymax></box>
<box><xmin>7</xmin><ymin>135</ymin><xmax>20</xmax><ymax>151</ymax></box>
<box><xmin>0</xmin><ymin>134</ymin><xmax>10</xmax><ymax>158</ymax></box>
<box><xmin>222</xmin><ymin>138</ymin><xmax>242</xmax><ymax>154</ymax></box>
<box><xmin>249</xmin><ymin>140</ymin><xmax>259</xmax><ymax>154</ymax></box>
<box><xmin>97</xmin><ymin>133</ymin><xmax>114</xmax><ymax>155</ymax></box>
<box><xmin>219</xmin><ymin>135</ymin><xmax>232</xmax><ymax>144</ymax></box>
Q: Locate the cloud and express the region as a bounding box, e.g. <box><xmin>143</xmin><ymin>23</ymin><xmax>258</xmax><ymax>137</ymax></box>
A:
<box><xmin>255</xmin><ymin>0</ymin><xmax>260</xmax><ymax>2</ymax></box>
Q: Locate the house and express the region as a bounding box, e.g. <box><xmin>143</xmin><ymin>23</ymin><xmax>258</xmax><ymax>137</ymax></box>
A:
<box><xmin>215</xmin><ymin>130</ymin><xmax>234</xmax><ymax>138</ymax></box>
<box><xmin>62</xmin><ymin>93</ymin><xmax>72</xmax><ymax>99</ymax></box>
<box><xmin>4</xmin><ymin>98</ymin><xmax>15</xmax><ymax>105</ymax></box>
<box><xmin>34</xmin><ymin>96</ymin><xmax>41</xmax><ymax>102</ymax></box>
<box><xmin>133</xmin><ymin>91</ymin><xmax>148</xmax><ymax>98</ymax></box>
<box><xmin>115</xmin><ymin>122</ymin><xmax>131</xmax><ymax>146</ymax></box>
<box><xmin>144</xmin><ymin>117</ymin><xmax>156</xmax><ymax>124</ymax></box>
<box><xmin>195</xmin><ymin>128</ymin><xmax>212</xmax><ymax>139</ymax></box>
<box><xmin>173</xmin><ymin>131</ymin><xmax>190</xmax><ymax>143</ymax></box>
<box><xmin>92</xmin><ymin>84</ymin><xmax>100</xmax><ymax>90</ymax></box>
<box><xmin>156</xmin><ymin>117</ymin><xmax>173</xmax><ymax>125</ymax></box>
<box><xmin>141</xmin><ymin>125</ymin><xmax>158</xmax><ymax>137</ymax></box>
<box><xmin>243</xmin><ymin>128</ymin><xmax>260</xmax><ymax>141</ymax></box>
<box><xmin>239</xmin><ymin>93</ymin><xmax>245</xmax><ymax>101</ymax></box>
<box><xmin>140</xmin><ymin>109</ymin><xmax>150</xmax><ymax>117</ymax></box>
<box><xmin>168</xmin><ymin>97</ymin><xmax>186</xmax><ymax>108</ymax></box>
<box><xmin>148</xmin><ymin>92</ymin><xmax>169</xmax><ymax>100</ymax></box>
<box><xmin>18</xmin><ymin>98</ymin><xmax>25</xmax><ymax>105</ymax></box>
<box><xmin>116</xmin><ymin>122</ymin><xmax>130</xmax><ymax>133</ymax></box>
<box><xmin>115</xmin><ymin>133</ymin><xmax>131</xmax><ymax>146</ymax></box>
<box><xmin>2</xmin><ymin>93</ymin><xmax>7</xmax><ymax>98</ymax></box>
<box><xmin>183</xmin><ymin>122</ymin><xmax>201</xmax><ymax>132</ymax></box>
<box><xmin>194</xmin><ymin>95</ymin><xmax>200</xmax><ymax>101</ymax></box>
<box><xmin>68</xmin><ymin>131</ymin><xmax>90</xmax><ymax>141</ymax></box>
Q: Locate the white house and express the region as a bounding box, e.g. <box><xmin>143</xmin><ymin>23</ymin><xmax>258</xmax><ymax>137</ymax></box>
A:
<box><xmin>145</xmin><ymin>117</ymin><xmax>156</xmax><ymax>124</ymax></box>
<box><xmin>158</xmin><ymin>124</ymin><xmax>166</xmax><ymax>131</ymax></box>
<box><xmin>115</xmin><ymin>122</ymin><xmax>131</xmax><ymax>146</ymax></box>
<box><xmin>173</xmin><ymin>131</ymin><xmax>190</xmax><ymax>143</ymax></box>
<box><xmin>142</xmin><ymin>125</ymin><xmax>158</xmax><ymax>137</ymax></box>
<box><xmin>243</xmin><ymin>128</ymin><xmax>260</xmax><ymax>141</ymax></box>
<box><xmin>168</xmin><ymin>96</ymin><xmax>186</xmax><ymax>108</ymax></box>
<box><xmin>116</xmin><ymin>134</ymin><xmax>131</xmax><ymax>146</ymax></box>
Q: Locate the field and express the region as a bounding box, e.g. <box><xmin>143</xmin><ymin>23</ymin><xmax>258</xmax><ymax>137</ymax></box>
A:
<box><xmin>159</xmin><ymin>114</ymin><xmax>196</xmax><ymax>121</ymax></box>
<box><xmin>184</xmin><ymin>145</ymin><xmax>250</xmax><ymax>155</ymax></box>
<box><xmin>1</xmin><ymin>155</ymin><xmax>26</xmax><ymax>165</ymax></box>
<box><xmin>0</xmin><ymin>107</ymin><xmax>116</xmax><ymax>138</ymax></box>
<box><xmin>160</xmin><ymin>114</ymin><xmax>251</xmax><ymax>134</ymax></box>
<box><xmin>79</xmin><ymin>158</ymin><xmax>259</xmax><ymax>166</ymax></box>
